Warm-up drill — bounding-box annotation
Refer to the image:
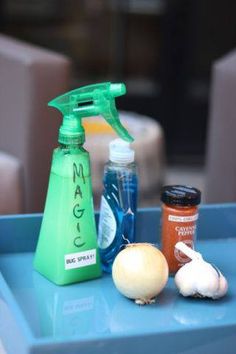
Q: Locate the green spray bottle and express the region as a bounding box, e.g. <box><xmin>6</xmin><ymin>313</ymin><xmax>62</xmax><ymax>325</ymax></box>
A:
<box><xmin>34</xmin><ymin>82</ymin><xmax>133</xmax><ymax>285</ymax></box>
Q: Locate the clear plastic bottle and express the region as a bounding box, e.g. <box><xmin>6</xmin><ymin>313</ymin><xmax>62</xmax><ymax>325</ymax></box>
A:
<box><xmin>98</xmin><ymin>139</ymin><xmax>138</xmax><ymax>273</ymax></box>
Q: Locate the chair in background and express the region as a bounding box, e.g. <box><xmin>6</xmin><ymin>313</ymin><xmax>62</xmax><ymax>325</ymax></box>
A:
<box><xmin>0</xmin><ymin>35</ymin><xmax>166</xmax><ymax>214</ymax></box>
<box><xmin>0</xmin><ymin>34</ymin><xmax>71</xmax><ymax>213</ymax></box>
<box><xmin>205</xmin><ymin>49</ymin><xmax>236</xmax><ymax>203</ymax></box>
<box><xmin>0</xmin><ymin>152</ymin><xmax>23</xmax><ymax>214</ymax></box>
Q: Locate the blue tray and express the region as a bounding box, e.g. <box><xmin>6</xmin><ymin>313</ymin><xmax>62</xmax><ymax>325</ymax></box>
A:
<box><xmin>0</xmin><ymin>204</ymin><xmax>236</xmax><ymax>354</ymax></box>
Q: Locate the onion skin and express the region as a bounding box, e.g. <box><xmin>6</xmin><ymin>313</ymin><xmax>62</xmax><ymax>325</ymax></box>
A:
<box><xmin>112</xmin><ymin>243</ymin><xmax>169</xmax><ymax>305</ymax></box>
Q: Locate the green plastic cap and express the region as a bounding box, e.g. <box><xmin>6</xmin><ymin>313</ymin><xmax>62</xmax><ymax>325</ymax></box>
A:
<box><xmin>48</xmin><ymin>82</ymin><xmax>134</xmax><ymax>145</ymax></box>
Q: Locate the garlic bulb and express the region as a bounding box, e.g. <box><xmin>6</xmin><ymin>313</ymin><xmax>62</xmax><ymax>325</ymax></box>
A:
<box><xmin>174</xmin><ymin>242</ymin><xmax>228</xmax><ymax>299</ymax></box>
<box><xmin>112</xmin><ymin>243</ymin><xmax>169</xmax><ymax>305</ymax></box>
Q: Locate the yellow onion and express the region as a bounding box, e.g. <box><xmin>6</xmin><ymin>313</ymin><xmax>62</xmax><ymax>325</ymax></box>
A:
<box><xmin>112</xmin><ymin>243</ymin><xmax>169</xmax><ymax>305</ymax></box>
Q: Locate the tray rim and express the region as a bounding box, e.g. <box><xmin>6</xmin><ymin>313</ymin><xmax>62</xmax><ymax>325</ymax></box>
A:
<box><xmin>0</xmin><ymin>203</ymin><xmax>236</xmax><ymax>353</ymax></box>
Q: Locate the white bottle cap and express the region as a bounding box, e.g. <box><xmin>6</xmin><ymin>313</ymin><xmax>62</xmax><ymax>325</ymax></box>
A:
<box><xmin>109</xmin><ymin>138</ymin><xmax>135</xmax><ymax>163</ymax></box>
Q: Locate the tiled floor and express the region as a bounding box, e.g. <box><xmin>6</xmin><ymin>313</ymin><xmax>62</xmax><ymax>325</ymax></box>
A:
<box><xmin>139</xmin><ymin>163</ymin><xmax>206</xmax><ymax>207</ymax></box>
<box><xmin>165</xmin><ymin>164</ymin><xmax>206</xmax><ymax>202</ymax></box>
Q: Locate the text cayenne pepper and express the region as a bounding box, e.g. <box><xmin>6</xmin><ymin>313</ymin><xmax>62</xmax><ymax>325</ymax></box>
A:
<box><xmin>160</xmin><ymin>185</ymin><xmax>201</xmax><ymax>274</ymax></box>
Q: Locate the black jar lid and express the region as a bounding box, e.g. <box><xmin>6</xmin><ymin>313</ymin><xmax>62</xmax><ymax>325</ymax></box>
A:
<box><xmin>161</xmin><ymin>185</ymin><xmax>201</xmax><ymax>206</ymax></box>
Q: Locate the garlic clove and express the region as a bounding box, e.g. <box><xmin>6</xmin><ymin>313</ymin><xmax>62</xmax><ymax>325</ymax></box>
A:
<box><xmin>175</xmin><ymin>262</ymin><xmax>198</xmax><ymax>297</ymax></box>
<box><xmin>174</xmin><ymin>242</ymin><xmax>228</xmax><ymax>299</ymax></box>
<box><xmin>211</xmin><ymin>268</ymin><xmax>228</xmax><ymax>299</ymax></box>
<box><xmin>195</xmin><ymin>261</ymin><xmax>221</xmax><ymax>298</ymax></box>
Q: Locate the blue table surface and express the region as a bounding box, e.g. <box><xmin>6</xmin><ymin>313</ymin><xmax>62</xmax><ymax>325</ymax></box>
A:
<box><xmin>0</xmin><ymin>205</ymin><xmax>236</xmax><ymax>354</ymax></box>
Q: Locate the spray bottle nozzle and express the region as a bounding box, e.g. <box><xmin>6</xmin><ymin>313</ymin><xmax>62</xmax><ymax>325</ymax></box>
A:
<box><xmin>48</xmin><ymin>82</ymin><xmax>133</xmax><ymax>145</ymax></box>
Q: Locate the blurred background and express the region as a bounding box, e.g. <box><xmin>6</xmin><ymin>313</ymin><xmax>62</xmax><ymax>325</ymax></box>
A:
<box><xmin>1</xmin><ymin>0</ymin><xmax>236</xmax><ymax>212</ymax></box>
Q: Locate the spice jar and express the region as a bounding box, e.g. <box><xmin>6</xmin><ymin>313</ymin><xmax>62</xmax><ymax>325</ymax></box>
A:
<box><xmin>160</xmin><ymin>185</ymin><xmax>201</xmax><ymax>274</ymax></box>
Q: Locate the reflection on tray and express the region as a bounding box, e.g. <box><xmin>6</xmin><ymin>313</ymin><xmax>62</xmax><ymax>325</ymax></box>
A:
<box><xmin>31</xmin><ymin>271</ymin><xmax>112</xmax><ymax>337</ymax></box>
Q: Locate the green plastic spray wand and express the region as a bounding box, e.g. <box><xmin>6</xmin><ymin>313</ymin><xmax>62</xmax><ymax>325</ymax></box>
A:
<box><xmin>34</xmin><ymin>82</ymin><xmax>133</xmax><ymax>286</ymax></box>
<box><xmin>48</xmin><ymin>82</ymin><xmax>133</xmax><ymax>145</ymax></box>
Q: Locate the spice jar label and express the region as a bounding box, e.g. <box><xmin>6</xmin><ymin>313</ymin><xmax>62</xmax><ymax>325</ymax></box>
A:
<box><xmin>174</xmin><ymin>239</ymin><xmax>194</xmax><ymax>263</ymax></box>
<box><xmin>168</xmin><ymin>214</ymin><xmax>198</xmax><ymax>222</ymax></box>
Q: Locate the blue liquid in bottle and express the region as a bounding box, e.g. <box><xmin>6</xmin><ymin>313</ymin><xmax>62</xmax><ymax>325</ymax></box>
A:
<box><xmin>98</xmin><ymin>140</ymin><xmax>138</xmax><ymax>273</ymax></box>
